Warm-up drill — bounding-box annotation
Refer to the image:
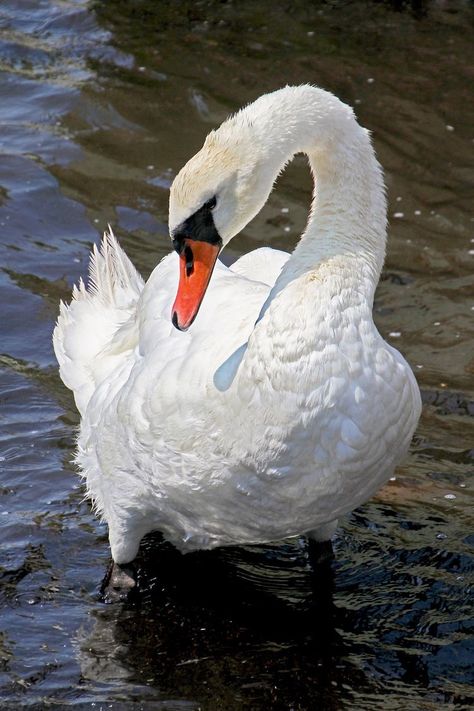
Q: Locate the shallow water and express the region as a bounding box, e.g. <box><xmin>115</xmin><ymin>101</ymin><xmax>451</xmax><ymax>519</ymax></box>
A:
<box><xmin>0</xmin><ymin>0</ymin><xmax>473</xmax><ymax>708</ymax></box>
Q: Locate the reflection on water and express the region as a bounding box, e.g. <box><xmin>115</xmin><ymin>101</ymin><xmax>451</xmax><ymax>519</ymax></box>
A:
<box><xmin>77</xmin><ymin>538</ymin><xmax>339</xmax><ymax>710</ymax></box>
<box><xmin>0</xmin><ymin>0</ymin><xmax>473</xmax><ymax>708</ymax></box>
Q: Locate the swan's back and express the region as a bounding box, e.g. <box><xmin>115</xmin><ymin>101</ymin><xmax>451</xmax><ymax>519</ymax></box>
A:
<box><xmin>230</xmin><ymin>247</ymin><xmax>289</xmax><ymax>285</ymax></box>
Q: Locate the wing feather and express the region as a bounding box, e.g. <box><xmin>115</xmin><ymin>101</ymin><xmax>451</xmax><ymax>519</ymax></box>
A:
<box><xmin>53</xmin><ymin>229</ymin><xmax>144</xmax><ymax>414</ymax></box>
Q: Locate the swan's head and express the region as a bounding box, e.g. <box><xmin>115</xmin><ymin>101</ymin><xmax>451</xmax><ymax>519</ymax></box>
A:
<box><xmin>169</xmin><ymin>114</ymin><xmax>277</xmax><ymax>331</ymax></box>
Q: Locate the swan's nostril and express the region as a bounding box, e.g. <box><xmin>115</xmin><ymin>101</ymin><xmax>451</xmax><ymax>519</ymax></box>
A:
<box><xmin>184</xmin><ymin>245</ymin><xmax>194</xmax><ymax>277</ymax></box>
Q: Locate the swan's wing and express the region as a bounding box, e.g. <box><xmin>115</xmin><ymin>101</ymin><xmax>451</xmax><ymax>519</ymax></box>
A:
<box><xmin>135</xmin><ymin>251</ymin><xmax>271</xmax><ymax>367</ymax></box>
<box><xmin>53</xmin><ymin>230</ymin><xmax>144</xmax><ymax>415</ymax></box>
<box><xmin>230</xmin><ymin>247</ymin><xmax>289</xmax><ymax>286</ymax></box>
<box><xmin>55</xmin><ymin>234</ymin><xmax>276</xmax><ymax>418</ymax></box>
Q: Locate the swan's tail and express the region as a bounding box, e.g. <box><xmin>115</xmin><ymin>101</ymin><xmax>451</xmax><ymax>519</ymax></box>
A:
<box><xmin>53</xmin><ymin>228</ymin><xmax>144</xmax><ymax>415</ymax></box>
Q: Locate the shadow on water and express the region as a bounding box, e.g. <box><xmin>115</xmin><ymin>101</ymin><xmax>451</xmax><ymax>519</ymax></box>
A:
<box><xmin>75</xmin><ymin>515</ymin><xmax>474</xmax><ymax>710</ymax></box>
<box><xmin>79</xmin><ymin>536</ymin><xmax>345</xmax><ymax>710</ymax></box>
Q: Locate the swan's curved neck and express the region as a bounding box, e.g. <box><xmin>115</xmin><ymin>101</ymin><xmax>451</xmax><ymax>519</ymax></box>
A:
<box><xmin>251</xmin><ymin>87</ymin><xmax>386</xmax><ymax>303</ymax></box>
<box><xmin>214</xmin><ymin>88</ymin><xmax>387</xmax><ymax>391</ymax></box>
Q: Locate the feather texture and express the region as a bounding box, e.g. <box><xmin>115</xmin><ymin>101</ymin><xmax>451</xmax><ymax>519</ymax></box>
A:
<box><xmin>53</xmin><ymin>228</ymin><xmax>144</xmax><ymax>414</ymax></box>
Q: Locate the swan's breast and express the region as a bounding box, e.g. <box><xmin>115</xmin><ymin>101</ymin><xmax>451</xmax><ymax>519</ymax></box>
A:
<box><xmin>231</xmin><ymin>291</ymin><xmax>420</xmax><ymax>487</ymax></box>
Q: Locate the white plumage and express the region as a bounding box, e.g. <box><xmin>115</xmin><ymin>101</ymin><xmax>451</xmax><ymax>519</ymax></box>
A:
<box><xmin>54</xmin><ymin>86</ymin><xmax>421</xmax><ymax>565</ymax></box>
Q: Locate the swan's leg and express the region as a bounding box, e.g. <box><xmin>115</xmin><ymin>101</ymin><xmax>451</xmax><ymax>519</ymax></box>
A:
<box><xmin>306</xmin><ymin>520</ymin><xmax>337</xmax><ymax>567</ymax></box>
<box><xmin>100</xmin><ymin>521</ymin><xmax>143</xmax><ymax>602</ymax></box>
<box><xmin>308</xmin><ymin>519</ymin><xmax>338</xmax><ymax>543</ymax></box>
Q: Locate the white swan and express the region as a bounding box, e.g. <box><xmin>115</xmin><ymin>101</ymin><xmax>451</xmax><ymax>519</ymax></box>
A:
<box><xmin>54</xmin><ymin>85</ymin><xmax>421</xmax><ymax>570</ymax></box>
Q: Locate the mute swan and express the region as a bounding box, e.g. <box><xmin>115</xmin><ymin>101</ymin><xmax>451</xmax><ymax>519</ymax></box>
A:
<box><xmin>54</xmin><ymin>85</ymin><xmax>421</xmax><ymax>585</ymax></box>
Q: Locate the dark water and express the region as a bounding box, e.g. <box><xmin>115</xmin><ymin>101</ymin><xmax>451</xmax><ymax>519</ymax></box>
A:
<box><xmin>0</xmin><ymin>0</ymin><xmax>473</xmax><ymax>708</ymax></box>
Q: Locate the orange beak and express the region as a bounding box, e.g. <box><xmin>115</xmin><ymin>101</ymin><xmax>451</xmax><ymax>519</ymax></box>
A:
<box><xmin>171</xmin><ymin>238</ymin><xmax>220</xmax><ymax>331</ymax></box>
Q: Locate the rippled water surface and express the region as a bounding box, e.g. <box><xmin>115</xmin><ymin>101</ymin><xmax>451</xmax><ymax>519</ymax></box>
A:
<box><xmin>0</xmin><ymin>1</ymin><xmax>473</xmax><ymax>708</ymax></box>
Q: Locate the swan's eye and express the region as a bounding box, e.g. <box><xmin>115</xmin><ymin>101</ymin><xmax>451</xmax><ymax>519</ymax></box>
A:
<box><xmin>204</xmin><ymin>196</ymin><xmax>217</xmax><ymax>210</ymax></box>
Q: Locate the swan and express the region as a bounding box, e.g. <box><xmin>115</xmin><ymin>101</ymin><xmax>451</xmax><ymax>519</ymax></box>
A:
<box><xmin>54</xmin><ymin>85</ymin><xmax>421</xmax><ymax>585</ymax></box>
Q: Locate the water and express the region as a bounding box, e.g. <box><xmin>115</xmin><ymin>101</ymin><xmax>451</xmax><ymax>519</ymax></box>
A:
<box><xmin>0</xmin><ymin>0</ymin><xmax>473</xmax><ymax>708</ymax></box>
